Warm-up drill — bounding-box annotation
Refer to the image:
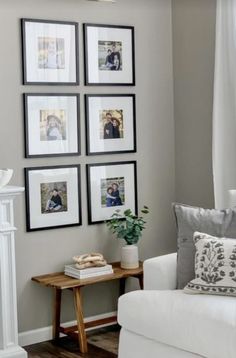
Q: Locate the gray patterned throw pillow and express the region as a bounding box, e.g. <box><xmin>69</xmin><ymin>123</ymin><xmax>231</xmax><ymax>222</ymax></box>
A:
<box><xmin>173</xmin><ymin>203</ymin><xmax>236</xmax><ymax>289</ymax></box>
<box><xmin>184</xmin><ymin>232</ymin><xmax>236</xmax><ymax>297</ymax></box>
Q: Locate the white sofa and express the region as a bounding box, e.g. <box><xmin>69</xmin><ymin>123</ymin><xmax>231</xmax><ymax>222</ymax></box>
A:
<box><xmin>118</xmin><ymin>253</ymin><xmax>236</xmax><ymax>358</ymax></box>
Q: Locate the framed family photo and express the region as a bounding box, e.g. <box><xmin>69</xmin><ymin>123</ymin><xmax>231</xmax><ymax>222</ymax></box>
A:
<box><xmin>85</xmin><ymin>94</ymin><xmax>136</xmax><ymax>155</ymax></box>
<box><xmin>21</xmin><ymin>19</ymin><xmax>79</xmax><ymax>85</ymax></box>
<box><xmin>25</xmin><ymin>165</ymin><xmax>82</xmax><ymax>231</ymax></box>
<box><xmin>84</xmin><ymin>24</ymin><xmax>135</xmax><ymax>85</ymax></box>
<box><xmin>24</xmin><ymin>94</ymin><xmax>80</xmax><ymax>157</ymax></box>
<box><xmin>86</xmin><ymin>161</ymin><xmax>137</xmax><ymax>224</ymax></box>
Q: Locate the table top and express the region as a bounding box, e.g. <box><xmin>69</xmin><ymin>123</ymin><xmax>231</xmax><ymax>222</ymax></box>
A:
<box><xmin>32</xmin><ymin>262</ymin><xmax>143</xmax><ymax>290</ymax></box>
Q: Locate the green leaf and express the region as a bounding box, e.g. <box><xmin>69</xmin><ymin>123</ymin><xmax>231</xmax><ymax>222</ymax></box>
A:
<box><xmin>124</xmin><ymin>209</ymin><xmax>132</xmax><ymax>216</ymax></box>
<box><xmin>133</xmin><ymin>236</ymin><xmax>140</xmax><ymax>244</ymax></box>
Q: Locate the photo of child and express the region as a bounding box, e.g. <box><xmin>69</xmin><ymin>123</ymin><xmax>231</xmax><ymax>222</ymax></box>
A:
<box><xmin>100</xmin><ymin>110</ymin><xmax>124</xmax><ymax>139</ymax></box>
<box><xmin>40</xmin><ymin>110</ymin><xmax>66</xmax><ymax>141</ymax></box>
<box><xmin>101</xmin><ymin>177</ymin><xmax>125</xmax><ymax>208</ymax></box>
<box><xmin>98</xmin><ymin>41</ymin><xmax>122</xmax><ymax>71</ymax></box>
<box><xmin>38</xmin><ymin>37</ymin><xmax>65</xmax><ymax>69</ymax></box>
<box><xmin>40</xmin><ymin>181</ymin><xmax>67</xmax><ymax>214</ymax></box>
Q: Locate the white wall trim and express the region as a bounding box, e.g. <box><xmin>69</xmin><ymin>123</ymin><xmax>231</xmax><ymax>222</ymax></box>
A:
<box><xmin>18</xmin><ymin>311</ymin><xmax>117</xmax><ymax>347</ymax></box>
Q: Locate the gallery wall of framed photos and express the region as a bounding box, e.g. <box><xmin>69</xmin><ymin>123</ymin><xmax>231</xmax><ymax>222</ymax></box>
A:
<box><xmin>21</xmin><ymin>18</ymin><xmax>138</xmax><ymax>231</ymax></box>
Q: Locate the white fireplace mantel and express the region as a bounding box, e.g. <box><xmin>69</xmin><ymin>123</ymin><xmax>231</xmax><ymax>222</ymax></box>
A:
<box><xmin>0</xmin><ymin>186</ymin><xmax>27</xmax><ymax>358</ymax></box>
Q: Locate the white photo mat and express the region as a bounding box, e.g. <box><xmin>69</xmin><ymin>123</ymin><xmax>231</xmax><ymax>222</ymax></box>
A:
<box><xmin>88</xmin><ymin>162</ymin><xmax>137</xmax><ymax>223</ymax></box>
<box><xmin>85</xmin><ymin>25</ymin><xmax>134</xmax><ymax>84</ymax></box>
<box><xmin>86</xmin><ymin>95</ymin><xmax>135</xmax><ymax>154</ymax></box>
<box><xmin>25</xmin><ymin>95</ymin><xmax>79</xmax><ymax>156</ymax></box>
<box><xmin>26</xmin><ymin>166</ymin><xmax>80</xmax><ymax>230</ymax></box>
<box><xmin>22</xmin><ymin>19</ymin><xmax>78</xmax><ymax>84</ymax></box>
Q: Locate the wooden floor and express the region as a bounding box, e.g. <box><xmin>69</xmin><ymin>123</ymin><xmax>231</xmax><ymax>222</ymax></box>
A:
<box><xmin>24</xmin><ymin>328</ymin><xmax>119</xmax><ymax>358</ymax></box>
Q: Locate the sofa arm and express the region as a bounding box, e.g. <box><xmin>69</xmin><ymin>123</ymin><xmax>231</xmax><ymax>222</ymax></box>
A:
<box><xmin>144</xmin><ymin>253</ymin><xmax>177</xmax><ymax>290</ymax></box>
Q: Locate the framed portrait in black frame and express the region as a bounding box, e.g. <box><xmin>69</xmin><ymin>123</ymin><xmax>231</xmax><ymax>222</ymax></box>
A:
<box><xmin>86</xmin><ymin>161</ymin><xmax>137</xmax><ymax>224</ymax></box>
<box><xmin>21</xmin><ymin>18</ymin><xmax>79</xmax><ymax>85</ymax></box>
<box><xmin>83</xmin><ymin>23</ymin><xmax>135</xmax><ymax>86</ymax></box>
<box><xmin>25</xmin><ymin>165</ymin><xmax>82</xmax><ymax>231</ymax></box>
<box><xmin>85</xmin><ymin>94</ymin><xmax>136</xmax><ymax>155</ymax></box>
<box><xmin>24</xmin><ymin>93</ymin><xmax>80</xmax><ymax>158</ymax></box>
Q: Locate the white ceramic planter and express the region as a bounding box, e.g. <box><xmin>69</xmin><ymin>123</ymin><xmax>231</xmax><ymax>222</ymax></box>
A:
<box><xmin>121</xmin><ymin>244</ymin><xmax>139</xmax><ymax>269</ymax></box>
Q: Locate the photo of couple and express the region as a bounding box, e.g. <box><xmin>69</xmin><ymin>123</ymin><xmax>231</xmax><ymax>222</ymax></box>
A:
<box><xmin>98</xmin><ymin>41</ymin><xmax>122</xmax><ymax>71</ymax></box>
<box><xmin>40</xmin><ymin>110</ymin><xmax>67</xmax><ymax>141</ymax></box>
<box><xmin>101</xmin><ymin>177</ymin><xmax>125</xmax><ymax>208</ymax></box>
<box><xmin>40</xmin><ymin>181</ymin><xmax>67</xmax><ymax>214</ymax></box>
<box><xmin>100</xmin><ymin>110</ymin><xmax>124</xmax><ymax>140</ymax></box>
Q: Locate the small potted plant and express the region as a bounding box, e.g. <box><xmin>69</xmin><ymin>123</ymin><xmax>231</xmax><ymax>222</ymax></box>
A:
<box><xmin>106</xmin><ymin>206</ymin><xmax>149</xmax><ymax>269</ymax></box>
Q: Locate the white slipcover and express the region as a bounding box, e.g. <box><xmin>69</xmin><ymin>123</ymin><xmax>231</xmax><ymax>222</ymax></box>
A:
<box><xmin>118</xmin><ymin>329</ymin><xmax>204</xmax><ymax>358</ymax></box>
<box><xmin>118</xmin><ymin>253</ymin><xmax>236</xmax><ymax>358</ymax></box>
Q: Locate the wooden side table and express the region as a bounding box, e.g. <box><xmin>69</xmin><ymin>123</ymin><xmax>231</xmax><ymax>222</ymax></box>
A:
<box><xmin>32</xmin><ymin>262</ymin><xmax>143</xmax><ymax>353</ymax></box>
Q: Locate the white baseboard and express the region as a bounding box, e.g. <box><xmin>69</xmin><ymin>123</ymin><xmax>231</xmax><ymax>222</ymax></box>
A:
<box><xmin>18</xmin><ymin>311</ymin><xmax>117</xmax><ymax>347</ymax></box>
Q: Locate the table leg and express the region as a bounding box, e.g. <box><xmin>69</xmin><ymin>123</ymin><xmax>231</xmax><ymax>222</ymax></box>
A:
<box><xmin>119</xmin><ymin>277</ymin><xmax>126</xmax><ymax>296</ymax></box>
<box><xmin>73</xmin><ymin>287</ymin><xmax>88</xmax><ymax>353</ymax></box>
<box><xmin>138</xmin><ymin>275</ymin><xmax>143</xmax><ymax>290</ymax></box>
<box><xmin>52</xmin><ymin>288</ymin><xmax>62</xmax><ymax>340</ymax></box>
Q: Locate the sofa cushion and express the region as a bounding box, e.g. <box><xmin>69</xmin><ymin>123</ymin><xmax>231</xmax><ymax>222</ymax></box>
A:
<box><xmin>118</xmin><ymin>290</ymin><xmax>236</xmax><ymax>358</ymax></box>
<box><xmin>185</xmin><ymin>232</ymin><xmax>236</xmax><ymax>297</ymax></box>
<box><xmin>173</xmin><ymin>203</ymin><xmax>236</xmax><ymax>289</ymax></box>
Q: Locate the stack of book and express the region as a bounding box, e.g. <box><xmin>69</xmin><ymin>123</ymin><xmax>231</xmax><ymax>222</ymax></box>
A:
<box><xmin>64</xmin><ymin>264</ymin><xmax>113</xmax><ymax>279</ymax></box>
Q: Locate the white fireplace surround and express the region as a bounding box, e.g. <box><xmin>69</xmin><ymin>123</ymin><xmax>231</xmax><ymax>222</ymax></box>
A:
<box><xmin>0</xmin><ymin>186</ymin><xmax>27</xmax><ymax>358</ymax></box>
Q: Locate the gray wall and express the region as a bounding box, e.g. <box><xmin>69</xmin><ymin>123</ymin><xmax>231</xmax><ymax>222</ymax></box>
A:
<box><xmin>172</xmin><ymin>0</ymin><xmax>216</xmax><ymax>208</ymax></box>
<box><xmin>0</xmin><ymin>0</ymin><xmax>176</xmax><ymax>332</ymax></box>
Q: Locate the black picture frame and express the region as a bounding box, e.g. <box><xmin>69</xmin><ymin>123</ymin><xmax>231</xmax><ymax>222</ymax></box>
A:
<box><xmin>23</xmin><ymin>93</ymin><xmax>81</xmax><ymax>158</ymax></box>
<box><xmin>21</xmin><ymin>18</ymin><xmax>79</xmax><ymax>85</ymax></box>
<box><xmin>83</xmin><ymin>23</ymin><xmax>135</xmax><ymax>86</ymax></box>
<box><xmin>24</xmin><ymin>164</ymin><xmax>82</xmax><ymax>232</ymax></box>
<box><xmin>86</xmin><ymin>161</ymin><xmax>138</xmax><ymax>224</ymax></box>
<box><xmin>85</xmin><ymin>94</ymin><xmax>137</xmax><ymax>156</ymax></box>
